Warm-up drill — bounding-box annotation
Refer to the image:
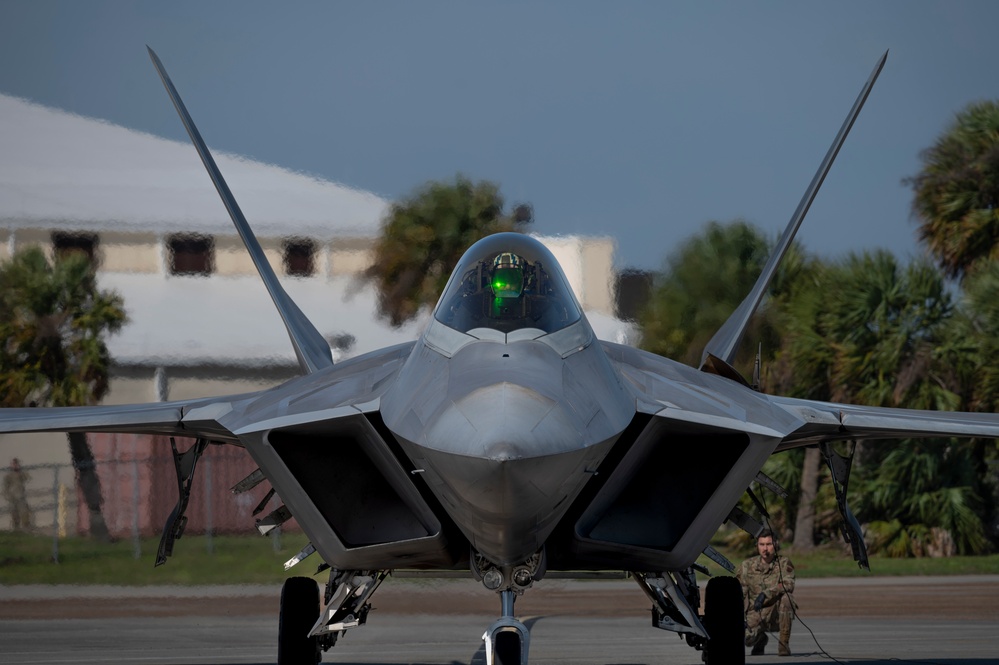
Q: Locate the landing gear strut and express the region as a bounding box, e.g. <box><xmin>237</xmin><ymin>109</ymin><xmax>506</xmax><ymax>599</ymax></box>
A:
<box><xmin>474</xmin><ymin>549</ymin><xmax>544</xmax><ymax>665</ymax></box>
<box><xmin>635</xmin><ymin>568</ymin><xmax>744</xmax><ymax>665</ymax></box>
<box><xmin>482</xmin><ymin>589</ymin><xmax>531</xmax><ymax>665</ymax></box>
<box><xmin>278</xmin><ymin>568</ymin><xmax>386</xmax><ymax>664</ymax></box>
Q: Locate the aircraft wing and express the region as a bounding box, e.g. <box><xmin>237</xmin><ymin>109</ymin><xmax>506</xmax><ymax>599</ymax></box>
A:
<box><xmin>0</xmin><ymin>342</ymin><xmax>418</xmax><ymax>444</ymax></box>
<box><xmin>0</xmin><ymin>398</ymin><xmax>218</xmax><ymax>439</ymax></box>
<box><xmin>602</xmin><ymin>340</ymin><xmax>999</xmax><ymax>449</ymax></box>
<box><xmin>771</xmin><ymin>395</ymin><xmax>999</xmax><ymax>451</ymax></box>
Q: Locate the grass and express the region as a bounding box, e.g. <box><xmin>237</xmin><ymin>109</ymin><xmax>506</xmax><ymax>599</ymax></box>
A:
<box><xmin>0</xmin><ymin>531</ymin><xmax>315</xmax><ymax>585</ymax></box>
<box><xmin>2</xmin><ymin>532</ymin><xmax>998</xmax><ymax>586</ymax></box>
<box><xmin>696</xmin><ymin>544</ymin><xmax>999</xmax><ymax>578</ymax></box>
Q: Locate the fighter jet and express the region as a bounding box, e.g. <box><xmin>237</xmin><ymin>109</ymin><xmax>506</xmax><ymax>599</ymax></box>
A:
<box><xmin>3</xmin><ymin>48</ymin><xmax>997</xmax><ymax>665</ymax></box>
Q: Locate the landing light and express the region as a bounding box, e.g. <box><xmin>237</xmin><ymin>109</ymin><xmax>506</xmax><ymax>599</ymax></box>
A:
<box><xmin>482</xmin><ymin>569</ymin><xmax>504</xmax><ymax>590</ymax></box>
<box><xmin>513</xmin><ymin>567</ymin><xmax>533</xmax><ymax>588</ymax></box>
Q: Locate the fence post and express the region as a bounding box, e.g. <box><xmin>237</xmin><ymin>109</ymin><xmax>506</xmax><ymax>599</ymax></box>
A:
<box><xmin>58</xmin><ymin>482</ymin><xmax>68</xmax><ymax>538</ymax></box>
<box><xmin>51</xmin><ymin>465</ymin><xmax>60</xmax><ymax>564</ymax></box>
<box><xmin>132</xmin><ymin>438</ymin><xmax>141</xmax><ymax>560</ymax></box>
<box><xmin>203</xmin><ymin>452</ymin><xmax>213</xmax><ymax>555</ymax></box>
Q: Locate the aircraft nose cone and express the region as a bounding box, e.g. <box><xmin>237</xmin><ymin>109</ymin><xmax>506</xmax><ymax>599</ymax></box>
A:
<box><xmin>431</xmin><ymin>381</ymin><xmax>578</xmax><ymax>459</ymax></box>
<box><xmin>418</xmin><ymin>339</ymin><xmax>605</xmax><ymax>458</ymax></box>
<box><xmin>382</xmin><ymin>339</ymin><xmax>634</xmax><ymax>565</ymax></box>
<box><xmin>413</xmin><ymin>378</ymin><xmax>617</xmax><ymax>565</ymax></box>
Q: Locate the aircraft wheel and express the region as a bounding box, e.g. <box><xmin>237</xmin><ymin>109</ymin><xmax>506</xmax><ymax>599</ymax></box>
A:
<box><xmin>278</xmin><ymin>576</ymin><xmax>321</xmax><ymax>665</ymax></box>
<box><xmin>703</xmin><ymin>575</ymin><xmax>745</xmax><ymax>665</ymax></box>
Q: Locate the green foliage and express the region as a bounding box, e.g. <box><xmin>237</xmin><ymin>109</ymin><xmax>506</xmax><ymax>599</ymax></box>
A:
<box><xmin>702</xmin><ymin>534</ymin><xmax>999</xmax><ymax>577</ymax></box>
<box><xmin>956</xmin><ymin>258</ymin><xmax>999</xmax><ymax>412</ymax></box>
<box><xmin>778</xmin><ymin>251</ymin><xmax>959</xmax><ymax>409</ymax></box>
<box><xmin>3</xmin><ymin>531</ymin><xmax>998</xmax><ymax>585</ymax></box>
<box><xmin>647</xmin><ymin>227</ymin><xmax>996</xmax><ymax>556</ymax></box>
<box><xmin>638</xmin><ymin>220</ymin><xmax>772</xmax><ymax>368</ymax></box>
<box><xmin>907</xmin><ymin>99</ymin><xmax>999</xmax><ymax>280</ymax></box>
<box><xmin>0</xmin><ymin>532</ymin><xmax>312</xmax><ymax>585</ymax></box>
<box><xmin>769</xmin><ymin>250</ymin><xmax>990</xmax><ymax>554</ymax></box>
<box><xmin>365</xmin><ymin>175</ymin><xmax>531</xmax><ymax>327</ymax></box>
<box><xmin>0</xmin><ymin>247</ymin><xmax>126</xmax><ymax>408</ymax></box>
<box><xmin>858</xmin><ymin>442</ymin><xmax>989</xmax><ymax>556</ymax></box>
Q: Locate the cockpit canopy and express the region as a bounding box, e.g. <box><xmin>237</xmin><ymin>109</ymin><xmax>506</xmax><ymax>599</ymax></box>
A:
<box><xmin>433</xmin><ymin>233</ymin><xmax>582</xmax><ymax>335</ymax></box>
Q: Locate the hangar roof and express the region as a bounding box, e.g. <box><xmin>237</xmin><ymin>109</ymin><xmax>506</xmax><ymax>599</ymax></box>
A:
<box><xmin>0</xmin><ymin>93</ymin><xmax>388</xmax><ymax>240</ymax></box>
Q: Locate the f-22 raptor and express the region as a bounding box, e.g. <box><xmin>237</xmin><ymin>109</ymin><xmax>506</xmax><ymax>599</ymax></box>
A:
<box><xmin>3</xmin><ymin>49</ymin><xmax>997</xmax><ymax>665</ymax></box>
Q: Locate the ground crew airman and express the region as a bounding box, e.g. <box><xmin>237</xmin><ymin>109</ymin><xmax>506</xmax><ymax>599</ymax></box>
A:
<box><xmin>3</xmin><ymin>458</ymin><xmax>32</xmax><ymax>531</ymax></box>
<box><xmin>737</xmin><ymin>528</ymin><xmax>795</xmax><ymax>656</ymax></box>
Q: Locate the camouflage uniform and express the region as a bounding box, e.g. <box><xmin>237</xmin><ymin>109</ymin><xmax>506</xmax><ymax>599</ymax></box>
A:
<box><xmin>737</xmin><ymin>552</ymin><xmax>795</xmax><ymax>655</ymax></box>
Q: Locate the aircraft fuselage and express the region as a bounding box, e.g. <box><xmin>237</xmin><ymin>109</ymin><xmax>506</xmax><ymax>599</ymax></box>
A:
<box><xmin>381</xmin><ymin>330</ymin><xmax>634</xmax><ymax>566</ymax></box>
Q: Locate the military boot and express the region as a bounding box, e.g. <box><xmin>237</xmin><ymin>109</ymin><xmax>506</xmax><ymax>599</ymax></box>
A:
<box><xmin>778</xmin><ymin>595</ymin><xmax>794</xmax><ymax>656</ymax></box>
<box><xmin>778</xmin><ymin>631</ymin><xmax>791</xmax><ymax>656</ymax></box>
<box><xmin>751</xmin><ymin>633</ymin><xmax>768</xmax><ymax>655</ymax></box>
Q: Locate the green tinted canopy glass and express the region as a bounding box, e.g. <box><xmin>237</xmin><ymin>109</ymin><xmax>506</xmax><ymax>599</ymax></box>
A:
<box><xmin>491</xmin><ymin>267</ymin><xmax>524</xmax><ymax>298</ymax></box>
<box><xmin>434</xmin><ymin>233</ymin><xmax>582</xmax><ymax>335</ymax></box>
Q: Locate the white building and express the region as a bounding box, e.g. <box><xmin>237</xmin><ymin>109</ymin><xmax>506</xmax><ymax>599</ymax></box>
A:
<box><xmin>0</xmin><ymin>92</ymin><xmax>632</xmax><ymax>473</ymax></box>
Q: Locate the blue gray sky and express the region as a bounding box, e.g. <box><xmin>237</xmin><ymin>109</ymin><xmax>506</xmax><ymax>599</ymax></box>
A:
<box><xmin>1</xmin><ymin>1</ymin><xmax>996</xmax><ymax>270</ymax></box>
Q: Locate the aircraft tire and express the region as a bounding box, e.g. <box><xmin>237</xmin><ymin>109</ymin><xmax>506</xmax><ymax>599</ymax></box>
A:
<box><xmin>278</xmin><ymin>576</ymin><xmax>321</xmax><ymax>665</ymax></box>
<box><xmin>703</xmin><ymin>575</ymin><xmax>745</xmax><ymax>665</ymax></box>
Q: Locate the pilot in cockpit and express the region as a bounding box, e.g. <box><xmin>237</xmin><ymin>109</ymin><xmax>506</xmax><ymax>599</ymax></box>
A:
<box><xmin>488</xmin><ymin>252</ymin><xmax>530</xmax><ymax>321</ymax></box>
<box><xmin>435</xmin><ymin>236</ymin><xmax>580</xmax><ymax>336</ymax></box>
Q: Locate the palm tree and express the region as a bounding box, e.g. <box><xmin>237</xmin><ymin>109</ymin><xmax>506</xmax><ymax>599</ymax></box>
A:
<box><xmin>365</xmin><ymin>175</ymin><xmax>532</xmax><ymax>327</ymax></box>
<box><xmin>0</xmin><ymin>247</ymin><xmax>127</xmax><ymax>540</ymax></box>
<box><xmin>906</xmin><ymin>100</ymin><xmax>999</xmax><ymax>280</ymax></box>
<box><xmin>948</xmin><ymin>259</ymin><xmax>999</xmax><ymax>543</ymax></box>
<box><xmin>823</xmin><ymin>253</ymin><xmax>959</xmax><ymax>413</ymax></box>
<box><xmin>777</xmin><ymin>250</ymin><xmax>991</xmax><ymax>555</ymax></box>
<box><xmin>955</xmin><ymin>258</ymin><xmax>999</xmax><ymax>412</ymax></box>
<box><xmin>859</xmin><ymin>442</ymin><xmax>988</xmax><ymax>556</ymax></box>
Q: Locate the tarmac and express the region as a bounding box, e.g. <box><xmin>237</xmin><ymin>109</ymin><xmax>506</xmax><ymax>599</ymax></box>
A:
<box><xmin>0</xmin><ymin>575</ymin><xmax>997</xmax><ymax>664</ymax></box>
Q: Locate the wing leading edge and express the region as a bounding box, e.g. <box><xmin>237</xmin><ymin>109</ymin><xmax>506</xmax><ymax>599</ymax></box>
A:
<box><xmin>0</xmin><ymin>398</ymin><xmax>238</xmax><ymax>442</ymax></box>
<box><xmin>772</xmin><ymin>396</ymin><xmax>999</xmax><ymax>451</ymax></box>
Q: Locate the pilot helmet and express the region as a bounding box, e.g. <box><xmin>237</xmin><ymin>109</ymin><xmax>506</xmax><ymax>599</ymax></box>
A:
<box><xmin>490</xmin><ymin>252</ymin><xmax>525</xmax><ymax>298</ymax></box>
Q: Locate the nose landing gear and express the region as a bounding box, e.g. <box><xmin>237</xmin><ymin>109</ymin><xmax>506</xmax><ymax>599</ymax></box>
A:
<box><xmin>482</xmin><ymin>589</ymin><xmax>530</xmax><ymax>665</ymax></box>
<box><xmin>473</xmin><ymin>549</ymin><xmax>544</xmax><ymax>665</ymax></box>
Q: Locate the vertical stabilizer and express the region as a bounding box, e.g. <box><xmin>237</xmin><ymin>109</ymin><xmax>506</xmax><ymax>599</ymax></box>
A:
<box><xmin>699</xmin><ymin>51</ymin><xmax>887</xmax><ymax>373</ymax></box>
<box><xmin>147</xmin><ymin>47</ymin><xmax>334</xmax><ymax>374</ymax></box>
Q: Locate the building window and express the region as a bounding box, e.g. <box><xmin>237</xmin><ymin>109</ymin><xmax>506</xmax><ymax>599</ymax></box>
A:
<box><xmin>283</xmin><ymin>238</ymin><xmax>316</xmax><ymax>277</ymax></box>
<box><xmin>615</xmin><ymin>269</ymin><xmax>654</xmax><ymax>322</ymax></box>
<box><xmin>168</xmin><ymin>234</ymin><xmax>215</xmax><ymax>276</ymax></box>
<box><xmin>52</xmin><ymin>232</ymin><xmax>99</xmax><ymax>265</ymax></box>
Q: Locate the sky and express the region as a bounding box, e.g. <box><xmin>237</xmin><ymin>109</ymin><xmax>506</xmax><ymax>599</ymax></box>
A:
<box><xmin>1</xmin><ymin>1</ymin><xmax>997</xmax><ymax>271</ymax></box>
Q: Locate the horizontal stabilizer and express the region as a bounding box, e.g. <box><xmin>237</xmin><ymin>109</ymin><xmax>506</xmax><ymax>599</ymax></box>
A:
<box><xmin>147</xmin><ymin>47</ymin><xmax>333</xmax><ymax>375</ymax></box>
<box><xmin>700</xmin><ymin>50</ymin><xmax>888</xmax><ymax>371</ymax></box>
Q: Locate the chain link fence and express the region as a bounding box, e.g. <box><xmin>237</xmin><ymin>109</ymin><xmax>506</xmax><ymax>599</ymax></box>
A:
<box><xmin>2</xmin><ymin>434</ymin><xmax>294</xmax><ymax>560</ymax></box>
